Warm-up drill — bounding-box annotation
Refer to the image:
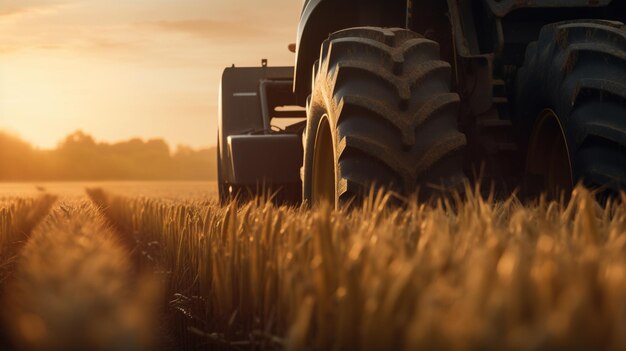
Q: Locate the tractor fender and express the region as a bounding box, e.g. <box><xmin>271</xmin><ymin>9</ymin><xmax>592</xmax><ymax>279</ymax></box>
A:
<box><xmin>294</xmin><ymin>0</ymin><xmax>406</xmax><ymax>104</ymax></box>
<box><xmin>484</xmin><ymin>0</ymin><xmax>613</xmax><ymax>17</ymax></box>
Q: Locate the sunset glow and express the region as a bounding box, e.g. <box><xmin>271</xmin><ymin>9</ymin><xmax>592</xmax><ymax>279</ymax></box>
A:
<box><xmin>0</xmin><ymin>0</ymin><xmax>300</xmax><ymax>149</ymax></box>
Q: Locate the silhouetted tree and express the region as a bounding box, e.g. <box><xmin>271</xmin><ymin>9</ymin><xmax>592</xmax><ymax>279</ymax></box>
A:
<box><xmin>0</xmin><ymin>130</ymin><xmax>216</xmax><ymax>181</ymax></box>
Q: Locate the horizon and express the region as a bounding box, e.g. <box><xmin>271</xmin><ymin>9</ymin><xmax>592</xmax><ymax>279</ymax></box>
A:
<box><xmin>0</xmin><ymin>0</ymin><xmax>301</xmax><ymax>149</ymax></box>
<box><xmin>1</xmin><ymin>128</ymin><xmax>217</xmax><ymax>152</ymax></box>
<box><xmin>0</xmin><ymin>129</ymin><xmax>217</xmax><ymax>182</ymax></box>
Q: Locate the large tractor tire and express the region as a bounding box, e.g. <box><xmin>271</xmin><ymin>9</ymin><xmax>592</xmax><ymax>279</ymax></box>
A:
<box><xmin>514</xmin><ymin>20</ymin><xmax>626</xmax><ymax>198</ymax></box>
<box><xmin>302</xmin><ymin>27</ymin><xmax>467</xmax><ymax>206</ymax></box>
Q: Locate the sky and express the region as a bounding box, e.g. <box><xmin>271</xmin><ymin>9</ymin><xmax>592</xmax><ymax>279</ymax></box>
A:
<box><xmin>0</xmin><ymin>0</ymin><xmax>302</xmax><ymax>149</ymax></box>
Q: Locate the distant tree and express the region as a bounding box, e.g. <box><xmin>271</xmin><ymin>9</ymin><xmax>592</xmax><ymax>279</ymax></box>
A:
<box><xmin>0</xmin><ymin>130</ymin><xmax>216</xmax><ymax>181</ymax></box>
<box><xmin>57</xmin><ymin>131</ymin><xmax>101</xmax><ymax>180</ymax></box>
<box><xmin>0</xmin><ymin>132</ymin><xmax>39</xmax><ymax>180</ymax></box>
<box><xmin>172</xmin><ymin>145</ymin><xmax>216</xmax><ymax>180</ymax></box>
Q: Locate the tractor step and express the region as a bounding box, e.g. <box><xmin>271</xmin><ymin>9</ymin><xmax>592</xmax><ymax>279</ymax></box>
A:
<box><xmin>493</xmin><ymin>79</ymin><xmax>507</xmax><ymax>98</ymax></box>
<box><xmin>475</xmin><ymin>115</ymin><xmax>519</xmax><ymax>154</ymax></box>
<box><xmin>468</xmin><ymin>107</ymin><xmax>524</xmax><ymax>194</ymax></box>
<box><xmin>492</xmin><ymin>79</ymin><xmax>511</xmax><ymax>120</ymax></box>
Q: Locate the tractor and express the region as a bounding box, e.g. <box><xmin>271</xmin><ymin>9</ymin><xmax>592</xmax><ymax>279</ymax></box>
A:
<box><xmin>217</xmin><ymin>0</ymin><xmax>626</xmax><ymax>206</ymax></box>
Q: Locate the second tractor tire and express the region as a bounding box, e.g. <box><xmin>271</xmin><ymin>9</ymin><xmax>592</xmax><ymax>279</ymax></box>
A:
<box><xmin>514</xmin><ymin>20</ymin><xmax>626</xmax><ymax>198</ymax></box>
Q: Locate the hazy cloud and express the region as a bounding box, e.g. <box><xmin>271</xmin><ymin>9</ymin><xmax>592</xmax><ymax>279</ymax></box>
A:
<box><xmin>0</xmin><ymin>0</ymin><xmax>301</xmax><ymax>149</ymax></box>
<box><xmin>0</xmin><ymin>25</ymin><xmax>143</xmax><ymax>55</ymax></box>
<box><xmin>143</xmin><ymin>18</ymin><xmax>275</xmax><ymax>41</ymax></box>
<box><xmin>0</xmin><ymin>0</ymin><xmax>68</xmax><ymax>17</ymax></box>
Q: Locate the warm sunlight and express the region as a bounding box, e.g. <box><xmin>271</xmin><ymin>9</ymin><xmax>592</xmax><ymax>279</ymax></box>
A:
<box><xmin>0</xmin><ymin>0</ymin><xmax>300</xmax><ymax>148</ymax></box>
<box><xmin>2</xmin><ymin>2</ymin><xmax>626</xmax><ymax>351</ymax></box>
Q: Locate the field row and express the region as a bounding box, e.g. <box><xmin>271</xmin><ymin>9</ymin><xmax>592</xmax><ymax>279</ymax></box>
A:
<box><xmin>0</xmin><ymin>195</ymin><xmax>57</xmax><ymax>285</ymax></box>
<box><xmin>0</xmin><ymin>196</ymin><xmax>158</xmax><ymax>351</ymax></box>
<box><xmin>2</xmin><ymin>188</ymin><xmax>626</xmax><ymax>350</ymax></box>
<box><xmin>89</xmin><ymin>188</ymin><xmax>626</xmax><ymax>350</ymax></box>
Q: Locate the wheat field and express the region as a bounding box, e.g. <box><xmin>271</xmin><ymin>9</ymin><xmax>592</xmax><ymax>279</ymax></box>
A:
<box><xmin>1</xmin><ymin>184</ymin><xmax>626</xmax><ymax>350</ymax></box>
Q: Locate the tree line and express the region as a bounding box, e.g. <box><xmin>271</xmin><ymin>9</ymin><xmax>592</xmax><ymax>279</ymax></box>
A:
<box><xmin>0</xmin><ymin>131</ymin><xmax>216</xmax><ymax>181</ymax></box>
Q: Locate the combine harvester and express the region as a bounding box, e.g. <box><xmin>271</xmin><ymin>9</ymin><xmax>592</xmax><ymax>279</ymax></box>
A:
<box><xmin>218</xmin><ymin>0</ymin><xmax>626</xmax><ymax>206</ymax></box>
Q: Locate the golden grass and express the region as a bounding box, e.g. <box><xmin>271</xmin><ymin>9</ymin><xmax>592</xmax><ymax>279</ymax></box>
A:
<box><xmin>3</xmin><ymin>201</ymin><xmax>158</xmax><ymax>351</ymax></box>
<box><xmin>0</xmin><ymin>195</ymin><xmax>56</xmax><ymax>284</ymax></box>
<box><xmin>87</xmin><ymin>187</ymin><xmax>626</xmax><ymax>351</ymax></box>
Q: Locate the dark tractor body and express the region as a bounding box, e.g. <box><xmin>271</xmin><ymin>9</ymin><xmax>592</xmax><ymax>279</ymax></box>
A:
<box><xmin>217</xmin><ymin>65</ymin><xmax>304</xmax><ymax>203</ymax></box>
<box><xmin>218</xmin><ymin>0</ymin><xmax>626</xmax><ymax>205</ymax></box>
